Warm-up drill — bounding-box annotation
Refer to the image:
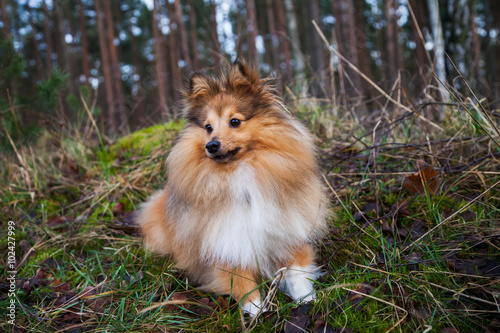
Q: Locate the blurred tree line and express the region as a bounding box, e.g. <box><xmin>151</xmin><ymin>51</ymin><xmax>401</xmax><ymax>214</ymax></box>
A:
<box><xmin>0</xmin><ymin>0</ymin><xmax>499</xmax><ymax>141</ymax></box>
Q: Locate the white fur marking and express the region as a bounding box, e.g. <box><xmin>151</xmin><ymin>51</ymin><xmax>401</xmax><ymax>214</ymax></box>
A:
<box><xmin>200</xmin><ymin>163</ymin><xmax>311</xmax><ymax>273</ymax></box>
<box><xmin>241</xmin><ymin>297</ymin><xmax>263</xmax><ymax>317</ymax></box>
<box><xmin>283</xmin><ymin>264</ymin><xmax>318</xmax><ymax>302</ymax></box>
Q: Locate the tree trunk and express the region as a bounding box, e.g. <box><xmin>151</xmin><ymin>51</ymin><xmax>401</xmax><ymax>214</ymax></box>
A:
<box><xmin>166</xmin><ymin>0</ymin><xmax>181</xmax><ymax>104</ymax></box>
<box><xmin>488</xmin><ymin>0</ymin><xmax>500</xmax><ymax>106</ymax></box>
<box><xmin>347</xmin><ymin>0</ymin><xmax>360</xmax><ymax>90</ymax></box>
<box><xmin>78</xmin><ymin>0</ymin><xmax>90</xmax><ymax>89</ymax></box>
<box><xmin>408</xmin><ymin>0</ymin><xmax>430</xmax><ymax>92</ymax></box>
<box><xmin>284</xmin><ymin>0</ymin><xmax>306</xmax><ymax>95</ymax></box>
<box><xmin>265</xmin><ymin>0</ymin><xmax>280</xmax><ymax>75</ymax></box>
<box><xmin>308</xmin><ymin>0</ymin><xmax>325</xmax><ymax>96</ymax></box>
<box><xmin>333</xmin><ymin>0</ymin><xmax>347</xmax><ymax>101</ymax></box>
<box><xmin>234</xmin><ymin>0</ymin><xmax>242</xmax><ymax>55</ymax></box>
<box><xmin>173</xmin><ymin>0</ymin><xmax>191</xmax><ymax>73</ymax></box>
<box><xmin>353</xmin><ymin>0</ymin><xmax>373</xmax><ymax>101</ymax></box>
<box><xmin>127</xmin><ymin>14</ymin><xmax>145</xmax><ymax>128</ymax></box>
<box><xmin>470</xmin><ymin>3</ymin><xmax>481</xmax><ymax>83</ymax></box>
<box><xmin>53</xmin><ymin>1</ymin><xmax>67</xmax><ymax>71</ymax></box>
<box><xmin>209</xmin><ymin>0</ymin><xmax>222</xmax><ymax>73</ymax></box>
<box><xmin>385</xmin><ymin>0</ymin><xmax>398</xmax><ymax>79</ymax></box>
<box><xmin>42</xmin><ymin>1</ymin><xmax>53</xmax><ymax>72</ymax></box>
<box><xmin>0</xmin><ymin>0</ymin><xmax>10</xmax><ymax>38</ymax></box>
<box><xmin>26</xmin><ymin>4</ymin><xmax>44</xmax><ymax>80</ymax></box>
<box><xmin>103</xmin><ymin>0</ymin><xmax>127</xmax><ymax>131</ymax></box>
<box><xmin>63</xmin><ymin>0</ymin><xmax>79</xmax><ymax>96</ymax></box>
<box><xmin>95</xmin><ymin>0</ymin><xmax>117</xmax><ymax>133</ymax></box>
<box><xmin>245</xmin><ymin>0</ymin><xmax>259</xmax><ymax>68</ymax></box>
<box><xmin>152</xmin><ymin>0</ymin><xmax>169</xmax><ymax>118</ymax></box>
<box><xmin>427</xmin><ymin>0</ymin><xmax>449</xmax><ymax>104</ymax></box>
<box><xmin>186</xmin><ymin>0</ymin><xmax>200</xmax><ymax>70</ymax></box>
<box><xmin>275</xmin><ymin>0</ymin><xmax>292</xmax><ymax>82</ymax></box>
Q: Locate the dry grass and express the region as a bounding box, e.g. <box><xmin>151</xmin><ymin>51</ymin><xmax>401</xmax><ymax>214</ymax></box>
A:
<box><xmin>1</xmin><ymin>72</ymin><xmax>499</xmax><ymax>332</ymax></box>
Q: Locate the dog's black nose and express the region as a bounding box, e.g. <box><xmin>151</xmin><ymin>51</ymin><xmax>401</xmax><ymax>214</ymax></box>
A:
<box><xmin>206</xmin><ymin>140</ymin><xmax>221</xmax><ymax>154</ymax></box>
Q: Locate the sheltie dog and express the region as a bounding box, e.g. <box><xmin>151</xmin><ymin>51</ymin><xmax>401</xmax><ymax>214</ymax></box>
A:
<box><xmin>136</xmin><ymin>60</ymin><xmax>328</xmax><ymax>316</ymax></box>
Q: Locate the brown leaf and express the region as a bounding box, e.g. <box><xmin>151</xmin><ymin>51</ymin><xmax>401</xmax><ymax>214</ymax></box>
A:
<box><xmin>478</xmin><ymin>259</ymin><xmax>500</xmax><ymax>277</ymax></box>
<box><xmin>46</xmin><ymin>216</ymin><xmax>66</xmax><ymax>228</ymax></box>
<box><xmin>53</xmin><ymin>280</ymin><xmax>71</xmax><ymax>293</ymax></box>
<box><xmin>394</xmin><ymin>201</ymin><xmax>410</xmax><ymax>216</ymax></box>
<box><xmin>62</xmin><ymin>312</ymin><xmax>81</xmax><ymax>321</ymax></box>
<box><xmin>122</xmin><ymin>210</ymin><xmax>137</xmax><ymax>225</ymax></box>
<box><xmin>33</xmin><ymin>267</ymin><xmax>51</xmax><ymax>285</ymax></box>
<box><xmin>361</xmin><ymin>202</ymin><xmax>381</xmax><ymax>215</ymax></box>
<box><xmin>284</xmin><ymin>303</ymin><xmax>312</xmax><ymax>333</ymax></box>
<box><xmin>397</xmin><ymin>227</ymin><xmax>409</xmax><ymax>238</ymax></box>
<box><xmin>110</xmin><ymin>210</ymin><xmax>139</xmax><ymax>235</ymax></box>
<box><xmin>408</xmin><ymin>220</ymin><xmax>428</xmax><ymax>241</ymax></box>
<box><xmin>403</xmin><ymin>164</ymin><xmax>440</xmax><ymax>195</ymax></box>
<box><xmin>62</xmin><ymin>157</ymin><xmax>80</xmax><ymax>178</ymax></box>
<box><xmin>112</xmin><ymin>202</ymin><xmax>125</xmax><ymax>216</ymax></box>
<box><xmin>406</xmin><ymin>252</ymin><xmax>422</xmax><ymax>271</ymax></box>
<box><xmin>164</xmin><ymin>292</ymin><xmax>191</xmax><ymax>312</ymax></box>
<box><xmin>445</xmin><ymin>257</ymin><xmax>487</xmax><ymax>275</ymax></box>
<box><xmin>193</xmin><ymin>297</ymin><xmax>214</xmax><ymax>316</ymax></box>
<box><xmin>380</xmin><ymin>220</ymin><xmax>393</xmax><ymax>233</ymax></box>
<box><xmin>313</xmin><ymin>320</ymin><xmax>337</xmax><ymax>333</ymax></box>
<box><xmin>217</xmin><ymin>296</ymin><xmax>228</xmax><ymax>311</ymax></box>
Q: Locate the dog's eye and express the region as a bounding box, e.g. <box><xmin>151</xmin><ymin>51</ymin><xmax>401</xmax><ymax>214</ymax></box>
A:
<box><xmin>205</xmin><ymin>124</ymin><xmax>213</xmax><ymax>133</ymax></box>
<box><xmin>230</xmin><ymin>119</ymin><xmax>241</xmax><ymax>127</ymax></box>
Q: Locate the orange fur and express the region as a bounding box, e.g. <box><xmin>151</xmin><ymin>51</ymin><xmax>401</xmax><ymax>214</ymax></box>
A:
<box><xmin>136</xmin><ymin>60</ymin><xmax>328</xmax><ymax>312</ymax></box>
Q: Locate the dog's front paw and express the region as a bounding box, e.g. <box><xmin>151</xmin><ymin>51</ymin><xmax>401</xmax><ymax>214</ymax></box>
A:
<box><xmin>241</xmin><ymin>297</ymin><xmax>265</xmax><ymax>316</ymax></box>
<box><xmin>283</xmin><ymin>265</ymin><xmax>319</xmax><ymax>302</ymax></box>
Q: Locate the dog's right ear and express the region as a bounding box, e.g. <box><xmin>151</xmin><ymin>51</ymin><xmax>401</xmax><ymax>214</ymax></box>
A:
<box><xmin>186</xmin><ymin>72</ymin><xmax>221</xmax><ymax>99</ymax></box>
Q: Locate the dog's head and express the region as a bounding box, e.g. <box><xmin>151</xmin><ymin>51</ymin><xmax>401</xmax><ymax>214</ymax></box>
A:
<box><xmin>183</xmin><ymin>60</ymin><xmax>285</xmax><ymax>163</ymax></box>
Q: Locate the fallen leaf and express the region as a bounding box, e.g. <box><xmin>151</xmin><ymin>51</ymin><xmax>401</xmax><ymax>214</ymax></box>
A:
<box><xmin>313</xmin><ymin>320</ymin><xmax>336</xmax><ymax>333</ymax></box>
<box><xmin>284</xmin><ymin>303</ymin><xmax>313</xmax><ymax>333</ymax></box>
<box><xmin>403</xmin><ymin>163</ymin><xmax>440</xmax><ymax>195</ymax></box>
<box><xmin>53</xmin><ymin>280</ymin><xmax>71</xmax><ymax>293</ymax></box>
<box><xmin>164</xmin><ymin>292</ymin><xmax>191</xmax><ymax>312</ymax></box>
<box><xmin>445</xmin><ymin>257</ymin><xmax>489</xmax><ymax>275</ymax></box>
<box><xmin>123</xmin><ymin>210</ymin><xmax>136</xmax><ymax>224</ymax></box>
<box><xmin>46</xmin><ymin>216</ymin><xmax>66</xmax><ymax>228</ymax></box>
<box><xmin>397</xmin><ymin>227</ymin><xmax>409</xmax><ymax>238</ymax></box>
<box><xmin>380</xmin><ymin>220</ymin><xmax>393</xmax><ymax>233</ymax></box>
<box><xmin>112</xmin><ymin>202</ymin><xmax>125</xmax><ymax>216</ymax></box>
<box><xmin>193</xmin><ymin>297</ymin><xmax>214</xmax><ymax>316</ymax></box>
<box><xmin>33</xmin><ymin>267</ymin><xmax>51</xmax><ymax>286</ymax></box>
<box><xmin>361</xmin><ymin>202</ymin><xmax>381</xmax><ymax>215</ymax></box>
<box><xmin>110</xmin><ymin>211</ymin><xmax>139</xmax><ymax>234</ymax></box>
<box><xmin>217</xmin><ymin>296</ymin><xmax>228</xmax><ymax>311</ymax></box>
<box><xmin>61</xmin><ymin>157</ymin><xmax>80</xmax><ymax>178</ymax></box>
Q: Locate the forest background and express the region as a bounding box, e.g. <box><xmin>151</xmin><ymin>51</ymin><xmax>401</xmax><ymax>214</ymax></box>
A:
<box><xmin>1</xmin><ymin>0</ymin><xmax>499</xmax><ymax>140</ymax></box>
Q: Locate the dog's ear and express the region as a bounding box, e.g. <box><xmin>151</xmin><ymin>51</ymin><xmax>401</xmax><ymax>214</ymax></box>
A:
<box><xmin>227</xmin><ymin>59</ymin><xmax>259</xmax><ymax>88</ymax></box>
<box><xmin>186</xmin><ymin>72</ymin><xmax>221</xmax><ymax>99</ymax></box>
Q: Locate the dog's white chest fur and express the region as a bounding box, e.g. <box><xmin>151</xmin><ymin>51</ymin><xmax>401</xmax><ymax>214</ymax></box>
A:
<box><xmin>200</xmin><ymin>163</ymin><xmax>310</xmax><ymax>273</ymax></box>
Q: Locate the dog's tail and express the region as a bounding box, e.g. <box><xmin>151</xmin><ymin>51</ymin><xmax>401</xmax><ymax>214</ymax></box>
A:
<box><xmin>135</xmin><ymin>189</ymin><xmax>173</xmax><ymax>255</ymax></box>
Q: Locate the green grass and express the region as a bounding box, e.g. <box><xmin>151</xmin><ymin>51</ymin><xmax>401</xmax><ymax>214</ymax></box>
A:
<box><xmin>0</xmin><ymin>101</ymin><xmax>499</xmax><ymax>332</ymax></box>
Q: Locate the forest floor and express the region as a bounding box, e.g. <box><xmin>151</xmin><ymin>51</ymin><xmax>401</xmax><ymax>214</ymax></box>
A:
<box><xmin>1</xmin><ymin>95</ymin><xmax>499</xmax><ymax>332</ymax></box>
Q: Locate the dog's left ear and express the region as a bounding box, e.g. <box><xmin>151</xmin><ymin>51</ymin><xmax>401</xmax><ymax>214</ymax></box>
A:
<box><xmin>227</xmin><ymin>59</ymin><xmax>259</xmax><ymax>87</ymax></box>
<box><xmin>186</xmin><ymin>71</ymin><xmax>221</xmax><ymax>99</ymax></box>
